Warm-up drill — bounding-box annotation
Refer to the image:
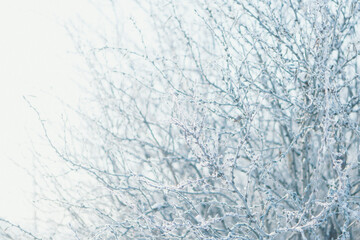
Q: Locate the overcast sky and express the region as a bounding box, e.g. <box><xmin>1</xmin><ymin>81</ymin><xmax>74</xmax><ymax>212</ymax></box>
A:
<box><xmin>0</xmin><ymin>0</ymin><xmax>88</xmax><ymax>227</ymax></box>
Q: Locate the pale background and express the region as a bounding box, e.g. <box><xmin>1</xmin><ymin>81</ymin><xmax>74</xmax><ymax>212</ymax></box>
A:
<box><xmin>0</xmin><ymin>0</ymin><xmax>89</xmax><ymax>229</ymax></box>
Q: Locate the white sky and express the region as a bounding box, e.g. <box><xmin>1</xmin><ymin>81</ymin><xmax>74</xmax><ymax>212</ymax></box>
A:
<box><xmin>0</xmin><ymin>0</ymin><xmax>88</xmax><ymax>229</ymax></box>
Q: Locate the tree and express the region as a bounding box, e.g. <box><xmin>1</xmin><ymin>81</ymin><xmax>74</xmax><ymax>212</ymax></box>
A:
<box><xmin>30</xmin><ymin>0</ymin><xmax>360</xmax><ymax>239</ymax></box>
